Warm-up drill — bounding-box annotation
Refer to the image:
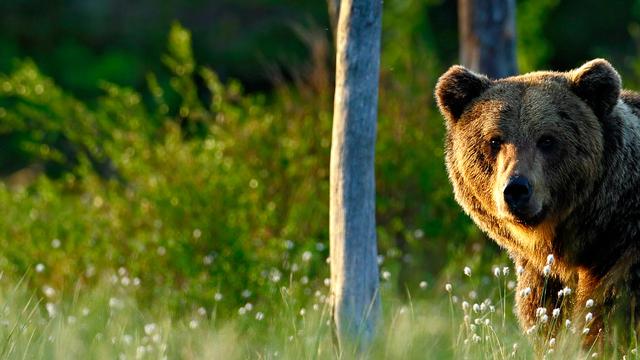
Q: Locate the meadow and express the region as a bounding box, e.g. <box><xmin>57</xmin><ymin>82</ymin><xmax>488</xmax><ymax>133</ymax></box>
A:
<box><xmin>2</xmin><ymin>4</ymin><xmax>640</xmax><ymax>357</ymax></box>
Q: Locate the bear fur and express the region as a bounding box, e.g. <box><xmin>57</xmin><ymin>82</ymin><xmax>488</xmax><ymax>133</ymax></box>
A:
<box><xmin>435</xmin><ymin>59</ymin><xmax>640</xmax><ymax>345</ymax></box>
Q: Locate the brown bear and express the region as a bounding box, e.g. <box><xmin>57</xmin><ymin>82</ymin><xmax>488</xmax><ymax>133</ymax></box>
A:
<box><xmin>435</xmin><ymin>59</ymin><xmax>640</xmax><ymax>346</ymax></box>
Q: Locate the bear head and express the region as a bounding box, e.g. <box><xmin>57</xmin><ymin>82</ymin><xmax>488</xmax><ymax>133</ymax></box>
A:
<box><xmin>435</xmin><ymin>59</ymin><xmax>621</xmax><ymax>237</ymax></box>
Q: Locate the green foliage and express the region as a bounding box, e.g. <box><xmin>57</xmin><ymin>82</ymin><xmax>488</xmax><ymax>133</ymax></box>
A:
<box><xmin>0</xmin><ymin>21</ymin><xmax>482</xmax><ymax>316</ymax></box>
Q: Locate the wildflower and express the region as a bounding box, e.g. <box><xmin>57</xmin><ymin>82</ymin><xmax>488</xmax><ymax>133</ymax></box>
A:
<box><xmin>516</xmin><ymin>265</ymin><xmax>524</xmax><ymax>276</ymax></box>
<box><xmin>241</xmin><ymin>289</ymin><xmax>252</xmax><ymax>298</ymax></box>
<box><xmin>214</xmin><ymin>292</ymin><xmax>223</xmax><ymax>301</ymax></box>
<box><xmin>302</xmin><ymin>251</ymin><xmax>312</xmax><ymax>262</ymax></box>
<box><xmin>489</xmin><ymin>305</ymin><xmax>496</xmax><ymax>313</ymax></box>
<box><xmin>582</xmin><ymin>327</ymin><xmax>590</xmax><ymax>335</ymax></box>
<box><xmin>502</xmin><ymin>266</ymin><xmax>510</xmax><ymax>276</ymax></box>
<box><xmin>586</xmin><ymin>299</ymin><xmax>594</xmax><ymax>308</ymax></box>
<box><xmin>299</xmin><ymin>308</ymin><xmax>306</xmax><ymax>316</ymax></box>
<box><xmin>419</xmin><ymin>281</ymin><xmax>428</xmax><ymax>289</ymax></box>
<box><xmin>445</xmin><ymin>283</ymin><xmax>452</xmax><ymax>293</ymax></box>
<box><xmin>35</xmin><ymin>263</ymin><xmax>45</xmax><ymax>273</ymax></box>
<box><xmin>238</xmin><ymin>307</ymin><xmax>247</xmax><ymax>316</ymax></box>
<box><xmin>546</xmin><ymin>254</ymin><xmax>554</xmax><ymax>265</ymax></box>
<box><xmin>464</xmin><ymin>266</ymin><xmax>472</xmax><ymax>277</ymax></box>
<box><xmin>520</xmin><ymin>287</ymin><xmax>531</xmax><ymax>297</ymax></box>
<box><xmin>562</xmin><ymin>287</ymin><xmax>572</xmax><ymax>296</ymax></box>
<box><xmin>540</xmin><ymin>314</ymin><xmax>549</xmax><ymax>323</ymax></box>
<box><xmin>526</xmin><ymin>325</ymin><xmax>537</xmax><ymax>335</ymax></box>
<box><xmin>543</xmin><ymin>265</ymin><xmax>551</xmax><ymax>276</ymax></box>
<box><xmin>473</xmin><ymin>303</ymin><xmax>480</xmax><ymax>313</ymax></box>
<box><xmin>549</xmin><ymin>338</ymin><xmax>556</xmax><ymax>347</ymax></box>
<box><xmin>558</xmin><ymin>289</ymin><xmax>564</xmax><ymax>298</ymax></box>
<box><xmin>565</xmin><ymin>319</ymin><xmax>572</xmax><ymax>328</ymax></box>
<box><xmin>552</xmin><ymin>308</ymin><xmax>561</xmax><ymax>318</ymax></box>
<box><xmin>189</xmin><ymin>320</ymin><xmax>199</xmax><ymax>329</ymax></box>
<box><xmin>197</xmin><ymin>307</ymin><xmax>207</xmax><ymax>316</ymax></box>
<box><xmin>51</xmin><ymin>239</ymin><xmax>61</xmax><ymax>249</ymax></box>
<box><xmin>470</xmin><ymin>324</ymin><xmax>477</xmax><ymax>332</ymax></box>
<box><xmin>381</xmin><ymin>270</ymin><xmax>391</xmax><ymax>280</ymax></box>
<box><xmin>480</xmin><ymin>303</ymin><xmax>487</xmax><ymax>312</ymax></box>
<box><xmin>324</xmin><ymin>278</ymin><xmax>331</xmax><ymax>287</ymax></box>
<box><xmin>45</xmin><ymin>303</ymin><xmax>56</xmax><ymax>318</ymax></box>
<box><xmin>42</xmin><ymin>285</ymin><xmax>56</xmax><ymax>298</ymax></box>
<box><xmin>507</xmin><ymin>280</ymin><xmax>516</xmax><ymax>290</ymax></box>
<box><xmin>493</xmin><ymin>267</ymin><xmax>501</xmax><ymax>277</ymax></box>
<box><xmin>82</xmin><ymin>307</ymin><xmax>90</xmax><ymax>316</ymax></box>
<box><xmin>255</xmin><ymin>312</ymin><xmax>264</xmax><ymax>321</ymax></box>
<box><xmin>472</xmin><ymin>334</ymin><xmax>481</xmax><ymax>343</ymax></box>
<box><xmin>484</xmin><ymin>318</ymin><xmax>490</xmax><ymax>325</ymax></box>
<box><xmin>536</xmin><ymin>307</ymin><xmax>546</xmax><ymax>317</ymax></box>
<box><xmin>144</xmin><ymin>323</ymin><xmax>157</xmax><ymax>335</ymax></box>
<box><xmin>585</xmin><ymin>312</ymin><xmax>593</xmax><ymax>322</ymax></box>
<box><xmin>462</xmin><ymin>301</ymin><xmax>470</xmax><ymax>311</ymax></box>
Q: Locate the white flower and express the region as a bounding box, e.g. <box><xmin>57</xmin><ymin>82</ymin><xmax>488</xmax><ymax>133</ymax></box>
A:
<box><xmin>502</xmin><ymin>267</ymin><xmax>510</xmax><ymax>276</ymax></box>
<box><xmin>189</xmin><ymin>319</ymin><xmax>199</xmax><ymax>329</ymax></box>
<box><xmin>419</xmin><ymin>281</ymin><xmax>428</xmax><ymax>289</ymax></box>
<box><xmin>445</xmin><ymin>283</ymin><xmax>452</xmax><ymax>292</ymax></box>
<box><xmin>144</xmin><ymin>323</ymin><xmax>157</xmax><ymax>335</ymax></box>
<box><xmin>536</xmin><ymin>307</ymin><xmax>547</xmax><ymax>317</ymax></box>
<box><xmin>255</xmin><ymin>312</ymin><xmax>264</xmax><ymax>321</ymax></box>
<box><xmin>484</xmin><ymin>318</ymin><xmax>490</xmax><ymax>325</ymax></box>
<box><xmin>493</xmin><ymin>267</ymin><xmax>501</xmax><ymax>277</ymax></box>
<box><xmin>51</xmin><ymin>239</ymin><xmax>61</xmax><ymax>249</ymax></box>
<box><xmin>42</xmin><ymin>285</ymin><xmax>56</xmax><ymax>298</ymax></box>
<box><xmin>549</xmin><ymin>338</ymin><xmax>556</xmax><ymax>347</ymax></box>
<box><xmin>546</xmin><ymin>254</ymin><xmax>554</xmax><ymax>265</ymax></box>
<box><xmin>464</xmin><ymin>267</ymin><xmax>472</xmax><ymax>277</ymax></box>
<box><xmin>540</xmin><ymin>314</ymin><xmax>549</xmax><ymax>323</ymax></box>
<box><xmin>462</xmin><ymin>301</ymin><xmax>470</xmax><ymax>311</ymax></box>
<box><xmin>45</xmin><ymin>303</ymin><xmax>56</xmax><ymax>318</ymax></box>
<box><xmin>558</xmin><ymin>289</ymin><xmax>564</xmax><ymax>297</ymax></box>
<box><xmin>214</xmin><ymin>292</ymin><xmax>223</xmax><ymax>301</ymax></box>
<box><xmin>473</xmin><ymin>303</ymin><xmax>480</xmax><ymax>313</ymax></box>
<box><xmin>526</xmin><ymin>325</ymin><xmax>537</xmax><ymax>335</ymax></box>
<box><xmin>520</xmin><ymin>287</ymin><xmax>531</xmax><ymax>297</ymax></box>
<box><xmin>516</xmin><ymin>265</ymin><xmax>524</xmax><ymax>276</ymax></box>
<box><xmin>565</xmin><ymin>319</ymin><xmax>572</xmax><ymax>328</ymax></box>
<box><xmin>586</xmin><ymin>299</ymin><xmax>594</xmax><ymax>308</ymax></box>
<box><xmin>582</xmin><ymin>327</ymin><xmax>590</xmax><ymax>335</ymax></box>
<box><xmin>35</xmin><ymin>263</ymin><xmax>45</xmax><ymax>273</ymax></box>
<box><xmin>585</xmin><ymin>312</ymin><xmax>593</xmax><ymax>322</ymax></box>
<box><xmin>381</xmin><ymin>271</ymin><xmax>391</xmax><ymax>280</ymax></box>
<box><xmin>302</xmin><ymin>251</ymin><xmax>312</xmax><ymax>262</ymax></box>
<box><xmin>552</xmin><ymin>308</ymin><xmax>560</xmax><ymax>318</ymax></box>
<box><xmin>543</xmin><ymin>265</ymin><xmax>551</xmax><ymax>276</ymax></box>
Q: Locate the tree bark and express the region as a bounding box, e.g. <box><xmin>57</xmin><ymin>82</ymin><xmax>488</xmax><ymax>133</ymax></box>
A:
<box><xmin>329</xmin><ymin>0</ymin><xmax>382</xmax><ymax>354</ymax></box>
<box><xmin>458</xmin><ymin>0</ymin><xmax>517</xmax><ymax>78</ymax></box>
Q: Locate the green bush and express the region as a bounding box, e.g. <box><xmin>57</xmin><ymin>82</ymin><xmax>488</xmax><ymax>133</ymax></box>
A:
<box><xmin>0</xmin><ymin>22</ymin><xmax>484</xmax><ymax>315</ymax></box>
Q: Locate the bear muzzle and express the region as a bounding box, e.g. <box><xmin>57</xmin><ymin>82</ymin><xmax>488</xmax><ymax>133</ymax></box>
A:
<box><xmin>502</xmin><ymin>175</ymin><xmax>546</xmax><ymax>225</ymax></box>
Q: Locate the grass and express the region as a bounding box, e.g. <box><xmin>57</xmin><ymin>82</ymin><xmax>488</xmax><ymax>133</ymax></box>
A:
<box><xmin>0</xmin><ymin>262</ymin><xmax>637</xmax><ymax>359</ymax></box>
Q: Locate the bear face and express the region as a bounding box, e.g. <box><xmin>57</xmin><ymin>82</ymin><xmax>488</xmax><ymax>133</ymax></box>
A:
<box><xmin>435</xmin><ymin>60</ymin><xmax>620</xmax><ymax>257</ymax></box>
<box><xmin>434</xmin><ymin>59</ymin><xmax>640</xmax><ymax>347</ymax></box>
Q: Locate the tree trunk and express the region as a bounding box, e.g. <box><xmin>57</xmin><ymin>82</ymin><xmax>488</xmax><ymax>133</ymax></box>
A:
<box><xmin>458</xmin><ymin>0</ymin><xmax>517</xmax><ymax>78</ymax></box>
<box><xmin>329</xmin><ymin>0</ymin><xmax>382</xmax><ymax>354</ymax></box>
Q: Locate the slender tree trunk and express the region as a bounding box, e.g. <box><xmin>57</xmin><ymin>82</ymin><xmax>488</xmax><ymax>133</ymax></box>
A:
<box><xmin>329</xmin><ymin>0</ymin><xmax>382</xmax><ymax>354</ymax></box>
<box><xmin>458</xmin><ymin>0</ymin><xmax>517</xmax><ymax>78</ymax></box>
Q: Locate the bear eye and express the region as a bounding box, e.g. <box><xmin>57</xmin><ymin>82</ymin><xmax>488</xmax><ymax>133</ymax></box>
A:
<box><xmin>537</xmin><ymin>135</ymin><xmax>555</xmax><ymax>151</ymax></box>
<box><xmin>489</xmin><ymin>137</ymin><xmax>503</xmax><ymax>152</ymax></box>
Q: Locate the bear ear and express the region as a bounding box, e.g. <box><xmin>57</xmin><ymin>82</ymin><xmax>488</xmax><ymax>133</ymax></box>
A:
<box><xmin>435</xmin><ymin>65</ymin><xmax>492</xmax><ymax>123</ymax></box>
<box><xmin>569</xmin><ymin>59</ymin><xmax>621</xmax><ymax>118</ymax></box>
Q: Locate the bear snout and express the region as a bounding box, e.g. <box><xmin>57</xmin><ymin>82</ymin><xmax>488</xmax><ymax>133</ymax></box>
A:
<box><xmin>503</xmin><ymin>175</ymin><xmax>532</xmax><ymax>213</ymax></box>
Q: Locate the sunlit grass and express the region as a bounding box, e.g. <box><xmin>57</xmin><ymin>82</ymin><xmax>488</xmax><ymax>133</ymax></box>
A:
<box><xmin>0</xmin><ymin>262</ymin><xmax>636</xmax><ymax>359</ymax></box>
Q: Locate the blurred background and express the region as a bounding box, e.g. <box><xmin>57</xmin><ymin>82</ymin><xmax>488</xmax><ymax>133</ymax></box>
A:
<box><xmin>1</xmin><ymin>0</ymin><xmax>640</xmax><ymax>315</ymax></box>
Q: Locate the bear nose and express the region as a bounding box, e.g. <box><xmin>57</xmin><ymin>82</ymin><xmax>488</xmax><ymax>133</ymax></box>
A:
<box><xmin>503</xmin><ymin>176</ymin><xmax>532</xmax><ymax>210</ymax></box>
